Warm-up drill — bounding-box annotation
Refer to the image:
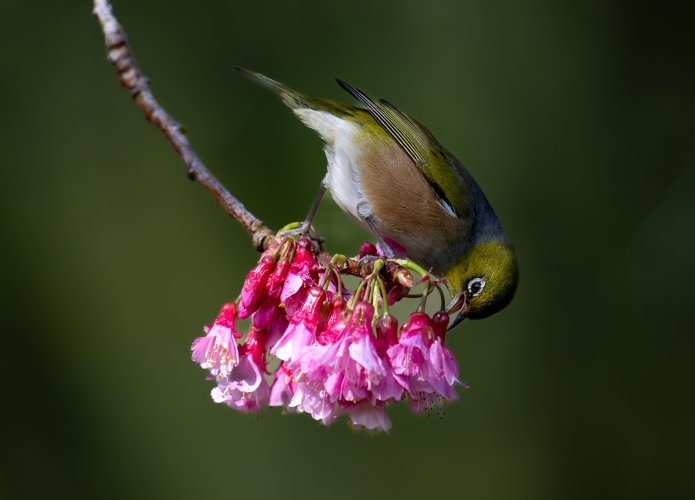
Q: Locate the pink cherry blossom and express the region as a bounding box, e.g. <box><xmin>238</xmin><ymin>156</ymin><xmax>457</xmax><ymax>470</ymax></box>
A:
<box><xmin>211</xmin><ymin>326</ymin><xmax>270</xmax><ymax>413</ymax></box>
<box><xmin>271</xmin><ymin>286</ymin><xmax>325</xmax><ymax>362</ymax></box>
<box><xmin>191</xmin><ymin>238</ymin><xmax>470</xmax><ymax>431</ymax></box>
<box><xmin>388</xmin><ymin>312</ymin><xmax>434</xmax><ymax>384</ymax></box>
<box><xmin>191</xmin><ymin>302</ymin><xmax>240</xmax><ymax>378</ymax></box>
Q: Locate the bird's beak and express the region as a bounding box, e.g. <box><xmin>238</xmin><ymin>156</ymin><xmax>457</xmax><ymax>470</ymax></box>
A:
<box><xmin>446</xmin><ymin>292</ymin><xmax>468</xmax><ymax>331</ymax></box>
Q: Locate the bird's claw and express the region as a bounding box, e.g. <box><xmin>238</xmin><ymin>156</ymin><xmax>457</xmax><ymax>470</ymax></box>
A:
<box><xmin>278</xmin><ymin>222</ymin><xmax>324</xmax><ymax>251</ymax></box>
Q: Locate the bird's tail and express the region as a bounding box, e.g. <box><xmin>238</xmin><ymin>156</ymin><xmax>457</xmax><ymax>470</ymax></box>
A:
<box><xmin>234</xmin><ymin>66</ymin><xmax>310</xmax><ymax>111</ymax></box>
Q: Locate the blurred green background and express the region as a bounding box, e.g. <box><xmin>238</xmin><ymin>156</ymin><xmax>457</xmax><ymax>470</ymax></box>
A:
<box><xmin>2</xmin><ymin>1</ymin><xmax>694</xmax><ymax>498</ymax></box>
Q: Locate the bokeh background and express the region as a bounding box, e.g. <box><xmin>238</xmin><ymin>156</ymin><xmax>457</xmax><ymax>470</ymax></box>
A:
<box><xmin>2</xmin><ymin>1</ymin><xmax>694</xmax><ymax>499</ymax></box>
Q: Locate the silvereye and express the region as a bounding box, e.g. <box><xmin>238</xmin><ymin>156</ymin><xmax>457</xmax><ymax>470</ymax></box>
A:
<box><xmin>235</xmin><ymin>68</ymin><xmax>519</xmax><ymax>327</ymax></box>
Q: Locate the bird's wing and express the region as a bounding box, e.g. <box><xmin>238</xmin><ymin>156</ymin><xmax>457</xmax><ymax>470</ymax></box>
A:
<box><xmin>336</xmin><ymin>79</ymin><xmax>464</xmax><ymax>217</ymax></box>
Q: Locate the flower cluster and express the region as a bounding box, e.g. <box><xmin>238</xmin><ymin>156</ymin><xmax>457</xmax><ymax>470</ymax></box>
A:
<box><xmin>191</xmin><ymin>238</ymin><xmax>463</xmax><ymax>432</ymax></box>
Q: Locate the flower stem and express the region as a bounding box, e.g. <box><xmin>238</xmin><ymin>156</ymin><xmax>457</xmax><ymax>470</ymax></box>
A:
<box><xmin>277</xmin><ymin>221</ymin><xmax>301</xmax><ymax>235</ymax></box>
<box><xmin>376</xmin><ymin>276</ymin><xmax>389</xmax><ymax>315</ymax></box>
<box><xmin>348</xmin><ymin>279</ymin><xmax>368</xmax><ymax>310</ymax></box>
<box><xmin>417</xmin><ymin>279</ymin><xmax>431</xmax><ymax>312</ymax></box>
<box><xmin>320</xmin><ymin>263</ymin><xmax>334</xmax><ymax>291</ymax></box>
<box><xmin>279</xmin><ymin>238</ymin><xmax>295</xmax><ymax>260</ymax></box>
<box><xmin>433</xmin><ymin>283</ymin><xmax>446</xmax><ymax>311</ymax></box>
<box><xmin>331</xmin><ymin>267</ymin><xmax>343</xmax><ymax>295</ymax></box>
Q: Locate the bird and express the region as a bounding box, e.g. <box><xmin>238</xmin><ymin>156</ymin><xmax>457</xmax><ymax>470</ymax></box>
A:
<box><xmin>234</xmin><ymin>67</ymin><xmax>518</xmax><ymax>328</ymax></box>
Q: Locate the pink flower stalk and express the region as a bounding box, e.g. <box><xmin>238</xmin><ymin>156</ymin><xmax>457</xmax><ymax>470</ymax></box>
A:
<box><xmin>238</xmin><ymin>254</ymin><xmax>275</xmax><ymax>319</ymax></box>
<box><xmin>211</xmin><ymin>326</ymin><xmax>270</xmax><ymax>413</ymax></box>
<box><xmin>191</xmin><ymin>302</ymin><xmax>240</xmax><ymax>378</ymax></box>
<box><xmin>271</xmin><ymin>286</ymin><xmax>326</xmax><ymax>362</ymax></box>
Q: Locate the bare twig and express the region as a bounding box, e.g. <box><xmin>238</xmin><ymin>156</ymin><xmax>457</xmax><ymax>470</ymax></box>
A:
<box><xmin>92</xmin><ymin>0</ymin><xmax>274</xmax><ymax>251</ymax></box>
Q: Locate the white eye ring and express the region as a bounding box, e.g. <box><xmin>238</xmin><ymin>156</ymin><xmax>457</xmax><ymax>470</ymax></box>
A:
<box><xmin>467</xmin><ymin>277</ymin><xmax>486</xmax><ymax>297</ymax></box>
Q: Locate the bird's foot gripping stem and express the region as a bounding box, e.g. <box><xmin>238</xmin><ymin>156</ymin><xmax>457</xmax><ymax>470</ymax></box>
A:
<box><xmin>277</xmin><ymin>221</ymin><xmax>325</xmax><ymax>250</ymax></box>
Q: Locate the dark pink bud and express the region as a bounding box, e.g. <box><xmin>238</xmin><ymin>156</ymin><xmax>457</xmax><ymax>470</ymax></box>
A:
<box><xmin>240</xmin><ymin>326</ymin><xmax>268</xmax><ymax>372</ymax></box>
<box><xmin>292</xmin><ymin>241</ymin><xmax>314</xmax><ymax>271</ymax></box>
<box><xmin>401</xmin><ymin>311</ymin><xmax>434</xmax><ymax>344</ymax></box>
<box><xmin>251</xmin><ymin>296</ymin><xmax>280</xmax><ymax>330</ymax></box>
<box><xmin>297</xmin><ymin>286</ymin><xmax>326</xmax><ymax>328</ymax></box>
<box><xmin>238</xmin><ymin>255</ymin><xmax>275</xmax><ymax>319</ymax></box>
<box><xmin>325</xmin><ymin>296</ymin><xmax>347</xmax><ymax>329</ymax></box>
<box><xmin>217</xmin><ymin>302</ymin><xmax>240</xmax><ymax>335</ymax></box>
<box><xmin>409</xmin><ymin>311</ymin><xmax>431</xmax><ymax>328</ymax></box>
<box><xmin>317</xmin><ymin>295</ymin><xmax>350</xmax><ymax>345</ymax></box>
<box><xmin>359</xmin><ymin>242</ymin><xmax>378</xmax><ymax>258</ymax></box>
<box><xmin>386</xmin><ymin>284</ymin><xmax>404</xmax><ymax>305</ymax></box>
<box><xmin>350</xmin><ymin>302</ymin><xmax>375</xmax><ymax>328</ymax></box>
<box><xmin>431</xmin><ymin>311</ymin><xmax>450</xmax><ymax>341</ymax></box>
<box><xmin>375</xmin><ymin>313</ymin><xmax>399</xmax><ymax>355</ymax></box>
<box><xmin>266</xmin><ymin>255</ymin><xmax>291</xmax><ymax>299</ymax></box>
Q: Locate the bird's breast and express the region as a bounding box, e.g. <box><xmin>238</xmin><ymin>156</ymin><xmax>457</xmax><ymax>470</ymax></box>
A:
<box><xmin>298</xmin><ymin>108</ymin><xmax>473</xmax><ymax>273</ymax></box>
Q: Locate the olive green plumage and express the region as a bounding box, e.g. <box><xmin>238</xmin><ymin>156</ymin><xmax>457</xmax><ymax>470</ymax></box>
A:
<box><xmin>235</xmin><ymin>67</ymin><xmax>518</xmax><ymax>326</ymax></box>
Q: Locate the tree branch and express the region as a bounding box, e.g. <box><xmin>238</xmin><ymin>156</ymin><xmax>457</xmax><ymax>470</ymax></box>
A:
<box><xmin>92</xmin><ymin>0</ymin><xmax>274</xmax><ymax>251</ymax></box>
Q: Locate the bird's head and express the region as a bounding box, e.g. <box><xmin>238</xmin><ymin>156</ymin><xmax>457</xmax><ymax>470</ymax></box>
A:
<box><xmin>444</xmin><ymin>241</ymin><xmax>519</xmax><ymax>329</ymax></box>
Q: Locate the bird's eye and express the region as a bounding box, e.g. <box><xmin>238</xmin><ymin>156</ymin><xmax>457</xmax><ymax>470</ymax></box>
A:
<box><xmin>467</xmin><ymin>277</ymin><xmax>486</xmax><ymax>297</ymax></box>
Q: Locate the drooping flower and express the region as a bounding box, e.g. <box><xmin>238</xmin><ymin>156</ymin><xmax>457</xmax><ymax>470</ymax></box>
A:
<box><xmin>211</xmin><ymin>326</ymin><xmax>270</xmax><ymax>413</ymax></box>
<box><xmin>191</xmin><ymin>238</ymin><xmax>469</xmax><ymax>431</ymax></box>
<box><xmin>429</xmin><ymin>311</ymin><xmax>464</xmax><ymax>400</ymax></box>
<box><xmin>342</xmin><ymin>302</ymin><xmax>388</xmax><ymax>400</ymax></box>
<box><xmin>271</xmin><ymin>286</ymin><xmax>326</xmax><ymax>362</ymax></box>
<box><xmin>191</xmin><ymin>302</ymin><xmax>240</xmax><ymax>378</ymax></box>
<box><xmin>387</xmin><ymin>311</ymin><xmax>440</xmax><ymax>412</ymax></box>
<box><xmin>371</xmin><ymin>313</ymin><xmax>405</xmax><ymax>402</ymax></box>
<box><xmin>388</xmin><ymin>312</ymin><xmax>434</xmax><ymax>386</ymax></box>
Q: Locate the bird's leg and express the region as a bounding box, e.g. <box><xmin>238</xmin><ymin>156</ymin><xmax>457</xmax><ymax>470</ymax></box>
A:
<box><xmin>279</xmin><ymin>178</ymin><xmax>326</xmax><ymax>242</ymax></box>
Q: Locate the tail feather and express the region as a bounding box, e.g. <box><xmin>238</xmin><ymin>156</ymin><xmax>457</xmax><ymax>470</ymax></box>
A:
<box><xmin>233</xmin><ymin>66</ymin><xmax>309</xmax><ymax>110</ymax></box>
